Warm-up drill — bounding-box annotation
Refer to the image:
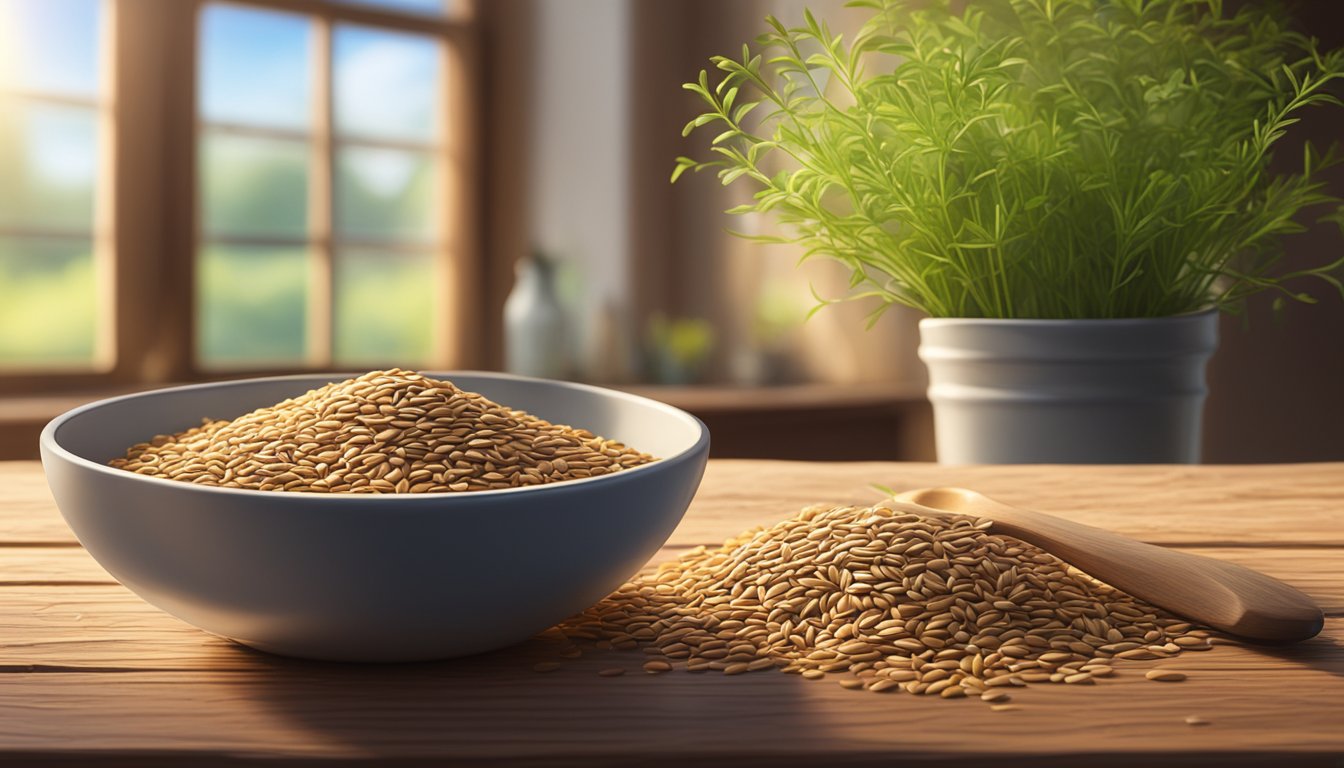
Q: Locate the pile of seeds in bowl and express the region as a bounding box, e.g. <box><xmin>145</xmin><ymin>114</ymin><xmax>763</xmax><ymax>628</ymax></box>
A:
<box><xmin>109</xmin><ymin>369</ymin><xmax>656</xmax><ymax>493</ymax></box>
<box><xmin>551</xmin><ymin>502</ymin><xmax>1212</xmax><ymax>704</ymax></box>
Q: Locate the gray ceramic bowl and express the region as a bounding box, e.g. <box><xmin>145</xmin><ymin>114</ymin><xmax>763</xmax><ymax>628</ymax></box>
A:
<box><xmin>40</xmin><ymin>372</ymin><xmax>709</xmax><ymax>662</ymax></box>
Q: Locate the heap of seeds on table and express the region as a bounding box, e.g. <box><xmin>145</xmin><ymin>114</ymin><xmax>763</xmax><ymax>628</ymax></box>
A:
<box><xmin>549</xmin><ymin>502</ymin><xmax>1211</xmax><ymax>704</ymax></box>
<box><xmin>110</xmin><ymin>369</ymin><xmax>655</xmax><ymax>493</ymax></box>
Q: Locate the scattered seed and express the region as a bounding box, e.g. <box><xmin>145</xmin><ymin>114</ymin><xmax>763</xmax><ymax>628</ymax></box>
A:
<box><xmin>598</xmin><ymin>668</ymin><xmax>625</xmax><ymax>677</ymax></box>
<box><xmin>1185</xmin><ymin>715</ymin><xmax>1211</xmax><ymax>726</ymax></box>
<box><xmin>990</xmin><ymin>704</ymin><xmax>1022</xmax><ymax>712</ymax></box>
<box><xmin>1117</xmin><ymin>649</ymin><xmax>1162</xmax><ymax>660</ymax></box>
<box><xmin>839</xmin><ymin>678</ymin><xmax>866</xmax><ymax>690</ymax></box>
<box><xmin>980</xmin><ymin>690</ymin><xmax>1011</xmax><ymax>702</ymax></box>
<box><xmin>643</xmin><ymin>660</ymin><xmax>672</xmax><ymax>674</ymax></box>
<box><xmin>1145</xmin><ymin>670</ymin><xmax>1187</xmax><ymax>682</ymax></box>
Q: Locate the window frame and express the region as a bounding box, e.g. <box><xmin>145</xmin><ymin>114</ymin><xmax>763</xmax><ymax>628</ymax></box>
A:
<box><xmin>0</xmin><ymin>0</ymin><xmax>482</xmax><ymax>395</ymax></box>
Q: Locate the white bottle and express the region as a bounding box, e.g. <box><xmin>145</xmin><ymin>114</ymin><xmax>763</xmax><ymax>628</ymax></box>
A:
<box><xmin>504</xmin><ymin>255</ymin><xmax>570</xmax><ymax>379</ymax></box>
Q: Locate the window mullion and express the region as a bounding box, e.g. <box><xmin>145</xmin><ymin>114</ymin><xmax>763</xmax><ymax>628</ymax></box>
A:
<box><xmin>432</xmin><ymin>38</ymin><xmax>450</xmax><ymax>368</ymax></box>
<box><xmin>310</xmin><ymin>16</ymin><xmax>335</xmax><ymax>368</ymax></box>
<box><xmin>120</xmin><ymin>0</ymin><xmax>198</xmax><ymax>384</ymax></box>
<box><xmin>440</xmin><ymin>32</ymin><xmax>479</xmax><ymax>369</ymax></box>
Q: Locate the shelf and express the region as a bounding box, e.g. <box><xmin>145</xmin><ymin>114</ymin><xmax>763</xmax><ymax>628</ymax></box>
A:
<box><xmin>618</xmin><ymin>381</ymin><xmax>927</xmax><ymax>413</ymax></box>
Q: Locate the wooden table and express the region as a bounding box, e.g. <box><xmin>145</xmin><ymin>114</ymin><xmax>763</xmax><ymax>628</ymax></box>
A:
<box><xmin>2</xmin><ymin>460</ymin><xmax>1341</xmax><ymax>766</ymax></box>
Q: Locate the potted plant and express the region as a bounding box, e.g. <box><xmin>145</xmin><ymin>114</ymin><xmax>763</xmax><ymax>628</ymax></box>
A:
<box><xmin>674</xmin><ymin>0</ymin><xmax>1344</xmax><ymax>463</ymax></box>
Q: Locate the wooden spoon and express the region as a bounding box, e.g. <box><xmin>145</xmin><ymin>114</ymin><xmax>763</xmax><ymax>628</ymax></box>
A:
<box><xmin>889</xmin><ymin>487</ymin><xmax>1323</xmax><ymax>644</ymax></box>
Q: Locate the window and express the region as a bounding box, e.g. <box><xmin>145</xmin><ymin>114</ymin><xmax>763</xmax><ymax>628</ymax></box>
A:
<box><xmin>0</xmin><ymin>0</ymin><xmax>113</xmax><ymax>371</ymax></box>
<box><xmin>0</xmin><ymin>0</ymin><xmax>477</xmax><ymax>387</ymax></box>
<box><xmin>197</xmin><ymin>1</ymin><xmax>462</xmax><ymax>370</ymax></box>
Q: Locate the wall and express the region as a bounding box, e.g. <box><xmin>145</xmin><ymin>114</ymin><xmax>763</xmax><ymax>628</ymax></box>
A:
<box><xmin>1199</xmin><ymin>0</ymin><xmax>1344</xmax><ymax>462</ymax></box>
<box><xmin>627</xmin><ymin>0</ymin><xmax>927</xmax><ymax>390</ymax></box>
<box><xmin>527</xmin><ymin>0</ymin><xmax>633</xmax><ymax>380</ymax></box>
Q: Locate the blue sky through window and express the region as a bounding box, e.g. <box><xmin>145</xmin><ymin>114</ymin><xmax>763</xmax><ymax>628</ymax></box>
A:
<box><xmin>334</xmin><ymin>25</ymin><xmax>439</xmax><ymax>143</ymax></box>
<box><xmin>0</xmin><ymin>0</ymin><xmax>102</xmax><ymax>98</ymax></box>
<box><xmin>200</xmin><ymin>4</ymin><xmax>313</xmax><ymax>130</ymax></box>
<box><xmin>333</xmin><ymin>0</ymin><xmax>447</xmax><ymax>16</ymax></box>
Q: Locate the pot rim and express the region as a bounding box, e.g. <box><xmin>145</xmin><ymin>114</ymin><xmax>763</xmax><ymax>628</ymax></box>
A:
<box><xmin>919</xmin><ymin>308</ymin><xmax>1218</xmax><ymax>329</ymax></box>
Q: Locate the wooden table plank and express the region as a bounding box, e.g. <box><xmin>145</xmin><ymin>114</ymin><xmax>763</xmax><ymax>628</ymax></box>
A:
<box><xmin>7</xmin><ymin>460</ymin><xmax>1344</xmax><ymax>546</ymax></box>
<box><xmin>673</xmin><ymin>461</ymin><xmax>1344</xmax><ymax>547</ymax></box>
<box><xmin>0</xmin><ymin>622</ymin><xmax>1341</xmax><ymax>767</ymax></box>
<box><xmin>6</xmin><ymin>541</ymin><xmax>1342</xmax><ymax>612</ymax></box>
<box><xmin>1</xmin><ymin>547</ymin><xmax>117</xmax><ymax>584</ymax></box>
<box><xmin>3</xmin><ymin>545</ymin><xmax>1341</xmax><ymax>673</ymax></box>
<box><xmin>0</xmin><ymin>461</ymin><xmax>71</xmax><ymax>544</ymax></box>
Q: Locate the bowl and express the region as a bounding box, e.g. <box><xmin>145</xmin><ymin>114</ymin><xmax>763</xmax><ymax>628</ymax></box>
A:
<box><xmin>40</xmin><ymin>372</ymin><xmax>710</xmax><ymax>662</ymax></box>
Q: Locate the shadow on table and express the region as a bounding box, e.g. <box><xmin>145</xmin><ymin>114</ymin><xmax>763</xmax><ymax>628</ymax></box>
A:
<box><xmin>205</xmin><ymin>620</ymin><xmax>1344</xmax><ymax>763</ymax></box>
<box><xmin>1238</xmin><ymin>627</ymin><xmax>1344</xmax><ymax>680</ymax></box>
<box><xmin>209</xmin><ymin>634</ymin><xmax>841</xmax><ymax>763</ymax></box>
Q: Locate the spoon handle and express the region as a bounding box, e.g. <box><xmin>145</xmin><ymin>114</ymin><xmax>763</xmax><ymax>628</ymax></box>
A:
<box><xmin>891</xmin><ymin>488</ymin><xmax>1323</xmax><ymax>644</ymax></box>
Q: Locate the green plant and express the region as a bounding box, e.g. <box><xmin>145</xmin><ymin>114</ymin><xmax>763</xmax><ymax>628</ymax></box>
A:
<box><xmin>674</xmin><ymin>0</ymin><xmax>1344</xmax><ymax>319</ymax></box>
<box><xmin>645</xmin><ymin>314</ymin><xmax>715</xmax><ymax>384</ymax></box>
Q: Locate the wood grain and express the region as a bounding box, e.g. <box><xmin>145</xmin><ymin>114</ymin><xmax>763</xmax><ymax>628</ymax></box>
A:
<box><xmin>0</xmin><ymin>624</ymin><xmax>1340</xmax><ymax>766</ymax></box>
<box><xmin>0</xmin><ymin>548</ymin><xmax>117</xmax><ymax>584</ymax></box>
<box><xmin>0</xmin><ymin>462</ymin><xmax>70</xmax><ymax>544</ymax></box>
<box><xmin>2</xmin><ymin>460</ymin><xmax>1343</xmax><ymax>766</ymax></box>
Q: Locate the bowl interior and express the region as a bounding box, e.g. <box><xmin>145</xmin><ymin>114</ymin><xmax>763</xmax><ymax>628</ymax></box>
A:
<box><xmin>52</xmin><ymin>372</ymin><xmax>705</xmax><ymax>474</ymax></box>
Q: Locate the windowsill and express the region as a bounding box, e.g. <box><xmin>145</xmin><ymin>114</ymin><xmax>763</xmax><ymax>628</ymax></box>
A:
<box><xmin>618</xmin><ymin>380</ymin><xmax>927</xmax><ymax>412</ymax></box>
<box><xmin>0</xmin><ymin>387</ymin><xmax>147</xmax><ymax>424</ymax></box>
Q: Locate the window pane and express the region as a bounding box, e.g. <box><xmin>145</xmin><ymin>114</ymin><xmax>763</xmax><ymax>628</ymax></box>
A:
<box><xmin>334</xmin><ymin>249</ymin><xmax>433</xmax><ymax>365</ymax></box>
<box><xmin>336</xmin><ymin>147</ymin><xmax>436</xmax><ymax>243</ymax></box>
<box><xmin>201</xmin><ymin>132</ymin><xmax>309</xmax><ymax>238</ymax></box>
<box><xmin>0</xmin><ymin>102</ymin><xmax>98</xmax><ymax>231</ymax></box>
<box><xmin>330</xmin><ymin>0</ymin><xmax>450</xmax><ymax>16</ymax></box>
<box><xmin>0</xmin><ymin>0</ymin><xmax>102</xmax><ymax>98</ymax></box>
<box><xmin>200</xmin><ymin>4</ymin><xmax>313</xmax><ymax>130</ymax></box>
<box><xmin>198</xmin><ymin>245</ymin><xmax>309</xmax><ymax>367</ymax></box>
<box><xmin>334</xmin><ymin>25</ymin><xmax>440</xmax><ymax>143</ymax></box>
<box><xmin>0</xmin><ymin>237</ymin><xmax>97</xmax><ymax>368</ymax></box>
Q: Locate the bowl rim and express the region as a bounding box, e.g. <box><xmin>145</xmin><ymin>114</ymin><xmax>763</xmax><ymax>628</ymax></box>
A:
<box><xmin>40</xmin><ymin>370</ymin><xmax>711</xmax><ymax>502</ymax></box>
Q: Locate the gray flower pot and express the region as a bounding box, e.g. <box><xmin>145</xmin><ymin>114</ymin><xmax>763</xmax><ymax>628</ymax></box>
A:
<box><xmin>918</xmin><ymin>311</ymin><xmax>1219</xmax><ymax>464</ymax></box>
